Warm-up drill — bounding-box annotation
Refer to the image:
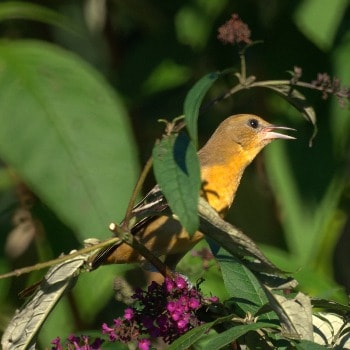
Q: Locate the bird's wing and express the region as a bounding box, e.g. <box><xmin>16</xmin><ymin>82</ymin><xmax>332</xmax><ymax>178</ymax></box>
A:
<box><xmin>90</xmin><ymin>185</ymin><xmax>169</xmax><ymax>269</ymax></box>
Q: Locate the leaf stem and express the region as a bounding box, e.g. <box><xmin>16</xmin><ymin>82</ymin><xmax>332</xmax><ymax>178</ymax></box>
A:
<box><xmin>239</xmin><ymin>52</ymin><xmax>247</xmax><ymax>83</ymax></box>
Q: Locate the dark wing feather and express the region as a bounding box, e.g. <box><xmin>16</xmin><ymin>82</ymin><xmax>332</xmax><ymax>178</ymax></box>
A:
<box><xmin>90</xmin><ymin>185</ymin><xmax>169</xmax><ymax>269</ymax></box>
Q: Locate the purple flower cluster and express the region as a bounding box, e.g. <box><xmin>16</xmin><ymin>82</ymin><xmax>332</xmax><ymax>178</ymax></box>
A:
<box><xmin>102</xmin><ymin>275</ymin><xmax>219</xmax><ymax>348</ymax></box>
<box><xmin>51</xmin><ymin>334</ymin><xmax>104</xmax><ymax>350</ymax></box>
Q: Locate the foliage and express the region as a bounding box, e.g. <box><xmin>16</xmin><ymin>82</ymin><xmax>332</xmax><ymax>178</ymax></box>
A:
<box><xmin>0</xmin><ymin>1</ymin><xmax>350</xmax><ymax>349</ymax></box>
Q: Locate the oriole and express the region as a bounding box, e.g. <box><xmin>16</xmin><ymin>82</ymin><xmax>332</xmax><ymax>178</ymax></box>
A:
<box><xmin>92</xmin><ymin>114</ymin><xmax>295</xmax><ymax>270</ymax></box>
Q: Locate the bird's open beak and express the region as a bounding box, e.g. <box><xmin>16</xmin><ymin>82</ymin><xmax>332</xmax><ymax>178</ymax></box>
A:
<box><xmin>262</xmin><ymin>125</ymin><xmax>296</xmax><ymax>141</ymax></box>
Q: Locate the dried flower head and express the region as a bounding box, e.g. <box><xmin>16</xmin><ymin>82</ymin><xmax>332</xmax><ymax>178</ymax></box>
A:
<box><xmin>312</xmin><ymin>72</ymin><xmax>350</xmax><ymax>107</ymax></box>
<box><xmin>217</xmin><ymin>13</ymin><xmax>252</xmax><ymax>46</ymax></box>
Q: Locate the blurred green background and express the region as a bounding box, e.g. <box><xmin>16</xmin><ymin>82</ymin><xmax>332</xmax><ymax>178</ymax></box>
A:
<box><xmin>0</xmin><ymin>0</ymin><xmax>350</xmax><ymax>348</ymax></box>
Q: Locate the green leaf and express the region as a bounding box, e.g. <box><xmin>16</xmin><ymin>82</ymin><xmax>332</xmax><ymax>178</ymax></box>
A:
<box><xmin>0</xmin><ymin>1</ymin><xmax>79</xmax><ymax>34</ymax></box>
<box><xmin>202</xmin><ymin>322</ymin><xmax>279</xmax><ymax>350</ymax></box>
<box><xmin>152</xmin><ymin>131</ymin><xmax>200</xmax><ymax>235</ymax></box>
<box><xmin>294</xmin><ymin>0</ymin><xmax>348</xmax><ymax>51</ymax></box>
<box><xmin>216</xmin><ymin>249</ymin><xmax>269</xmax><ymax>316</ymax></box>
<box><xmin>0</xmin><ymin>40</ymin><xmax>139</xmax><ymax>240</ymax></box>
<box><xmin>142</xmin><ymin>59</ymin><xmax>191</xmax><ymax>94</ymax></box>
<box><xmin>168</xmin><ymin>315</ymin><xmax>233</xmax><ymax>350</ymax></box>
<box><xmin>184</xmin><ymin>72</ymin><xmax>220</xmax><ymax>147</ymax></box>
<box><xmin>294</xmin><ymin>339</ymin><xmax>328</xmax><ymax>350</ymax></box>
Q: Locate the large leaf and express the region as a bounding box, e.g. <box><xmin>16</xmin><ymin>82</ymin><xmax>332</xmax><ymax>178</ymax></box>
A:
<box><xmin>152</xmin><ymin>131</ymin><xmax>200</xmax><ymax>235</ymax></box>
<box><xmin>0</xmin><ymin>40</ymin><xmax>139</xmax><ymax>240</ymax></box>
<box><xmin>216</xmin><ymin>249</ymin><xmax>269</xmax><ymax>316</ymax></box>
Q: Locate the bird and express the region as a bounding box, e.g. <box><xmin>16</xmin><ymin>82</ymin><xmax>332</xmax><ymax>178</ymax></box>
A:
<box><xmin>91</xmin><ymin>114</ymin><xmax>295</xmax><ymax>270</ymax></box>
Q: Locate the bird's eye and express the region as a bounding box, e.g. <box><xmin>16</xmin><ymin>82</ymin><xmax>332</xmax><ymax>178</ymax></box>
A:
<box><xmin>248</xmin><ymin>118</ymin><xmax>259</xmax><ymax>129</ymax></box>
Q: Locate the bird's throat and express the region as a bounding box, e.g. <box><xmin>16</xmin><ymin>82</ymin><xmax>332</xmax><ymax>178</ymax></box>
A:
<box><xmin>200</xmin><ymin>154</ymin><xmax>249</xmax><ymax>216</ymax></box>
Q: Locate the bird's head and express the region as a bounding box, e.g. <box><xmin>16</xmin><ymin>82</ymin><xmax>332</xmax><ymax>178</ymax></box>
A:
<box><xmin>227</xmin><ymin>113</ymin><xmax>295</xmax><ymax>147</ymax></box>
<box><xmin>199</xmin><ymin>114</ymin><xmax>296</xmax><ymax>165</ymax></box>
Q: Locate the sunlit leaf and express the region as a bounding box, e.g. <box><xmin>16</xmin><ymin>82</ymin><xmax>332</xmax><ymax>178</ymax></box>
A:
<box><xmin>264</xmin><ymin>289</ymin><xmax>313</xmax><ymax>340</ymax></box>
<box><xmin>312</xmin><ymin>312</ymin><xmax>350</xmax><ymax>347</ymax></box>
<box><xmin>0</xmin><ymin>40</ymin><xmax>139</xmax><ymax>240</ymax></box>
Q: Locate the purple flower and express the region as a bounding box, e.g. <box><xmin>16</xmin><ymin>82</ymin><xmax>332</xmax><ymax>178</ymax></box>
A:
<box><xmin>113</xmin><ymin>318</ymin><xmax>122</xmax><ymax>327</ymax></box>
<box><xmin>189</xmin><ymin>297</ymin><xmax>200</xmax><ymax>309</ymax></box>
<box><xmin>208</xmin><ymin>296</ymin><xmax>219</xmax><ymax>303</ymax></box>
<box><xmin>167</xmin><ymin>301</ymin><xmax>176</xmax><ymax>313</ymax></box>
<box><xmin>51</xmin><ymin>337</ymin><xmax>62</xmax><ymax>350</ymax></box>
<box><xmin>138</xmin><ymin>338</ymin><xmax>151</xmax><ymax>350</ymax></box>
<box><xmin>165</xmin><ymin>278</ymin><xmax>175</xmax><ymax>292</ymax></box>
<box><xmin>171</xmin><ymin>311</ymin><xmax>181</xmax><ymax>321</ymax></box>
<box><xmin>124</xmin><ymin>308</ymin><xmax>134</xmax><ymax>320</ymax></box>
<box><xmin>175</xmin><ymin>276</ymin><xmax>187</xmax><ymax>289</ymax></box>
<box><xmin>177</xmin><ymin>319</ymin><xmax>188</xmax><ymax>330</ymax></box>
<box><xmin>102</xmin><ymin>274</ymin><xmax>220</xmax><ymax>345</ymax></box>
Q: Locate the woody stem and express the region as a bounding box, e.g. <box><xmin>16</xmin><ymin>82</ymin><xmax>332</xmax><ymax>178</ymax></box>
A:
<box><xmin>109</xmin><ymin>222</ymin><xmax>174</xmax><ymax>279</ymax></box>
<box><xmin>239</xmin><ymin>51</ymin><xmax>247</xmax><ymax>83</ymax></box>
<box><xmin>124</xmin><ymin>156</ymin><xmax>153</xmax><ymax>227</ymax></box>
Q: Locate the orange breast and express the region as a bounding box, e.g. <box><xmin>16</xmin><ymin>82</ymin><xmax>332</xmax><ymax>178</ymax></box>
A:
<box><xmin>200</xmin><ymin>159</ymin><xmax>245</xmax><ymax>215</ymax></box>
